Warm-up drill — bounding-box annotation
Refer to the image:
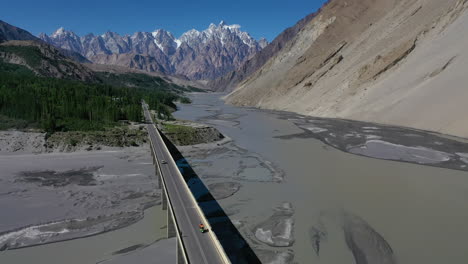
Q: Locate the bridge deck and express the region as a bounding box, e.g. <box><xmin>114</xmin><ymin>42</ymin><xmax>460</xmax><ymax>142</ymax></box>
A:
<box><xmin>144</xmin><ymin>105</ymin><xmax>226</xmax><ymax>264</ymax></box>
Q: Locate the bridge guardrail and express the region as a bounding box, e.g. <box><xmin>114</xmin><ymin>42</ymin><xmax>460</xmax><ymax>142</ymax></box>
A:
<box><xmin>144</xmin><ymin>103</ymin><xmax>230</xmax><ymax>264</ymax></box>
<box><xmin>152</xmin><ymin>124</ymin><xmax>232</xmax><ymax>264</ymax></box>
<box><xmin>148</xmin><ymin>131</ymin><xmax>190</xmax><ymax>264</ymax></box>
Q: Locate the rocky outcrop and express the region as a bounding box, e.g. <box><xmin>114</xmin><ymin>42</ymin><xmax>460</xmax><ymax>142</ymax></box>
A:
<box><xmin>226</xmin><ymin>0</ymin><xmax>468</xmax><ymax>138</ymax></box>
<box><xmin>39</xmin><ymin>22</ymin><xmax>267</xmax><ymax>80</ymax></box>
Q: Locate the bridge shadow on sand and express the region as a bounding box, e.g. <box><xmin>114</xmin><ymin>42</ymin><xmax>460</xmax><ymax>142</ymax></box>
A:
<box><xmin>160</xmin><ymin>133</ymin><xmax>261</xmax><ymax>264</ymax></box>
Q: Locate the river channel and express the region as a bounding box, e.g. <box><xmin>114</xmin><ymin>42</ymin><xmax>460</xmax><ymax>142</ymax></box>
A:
<box><xmin>174</xmin><ymin>93</ymin><xmax>468</xmax><ymax>264</ymax></box>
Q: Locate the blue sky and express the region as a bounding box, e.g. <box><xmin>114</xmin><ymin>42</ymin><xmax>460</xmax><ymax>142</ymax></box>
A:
<box><xmin>2</xmin><ymin>0</ymin><xmax>327</xmax><ymax>41</ymax></box>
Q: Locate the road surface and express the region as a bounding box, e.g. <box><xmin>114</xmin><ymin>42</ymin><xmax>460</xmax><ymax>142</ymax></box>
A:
<box><xmin>143</xmin><ymin>105</ymin><xmax>226</xmax><ymax>264</ymax></box>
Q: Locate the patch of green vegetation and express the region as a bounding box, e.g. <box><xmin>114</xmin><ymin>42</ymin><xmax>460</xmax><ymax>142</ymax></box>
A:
<box><xmin>69</xmin><ymin>138</ymin><xmax>79</xmax><ymax>147</ymax></box>
<box><xmin>0</xmin><ymin>114</ymin><xmax>33</xmax><ymax>130</ymax></box>
<box><xmin>161</xmin><ymin>122</ymin><xmax>223</xmax><ymax>146</ymax></box>
<box><xmin>96</xmin><ymin>72</ymin><xmax>196</xmax><ymax>120</ymax></box>
<box><xmin>0</xmin><ymin>46</ymin><xmax>195</xmax><ymax>132</ymax></box>
<box><xmin>0</xmin><ymin>71</ymin><xmax>178</xmax><ymax>132</ymax></box>
<box><xmin>185</xmin><ymin>86</ymin><xmax>206</xmax><ymax>93</ymax></box>
<box><xmin>179</xmin><ymin>97</ymin><xmax>192</xmax><ymax>104</ymax></box>
<box><xmin>0</xmin><ymin>45</ymin><xmax>81</xmax><ymax>80</ymax></box>
<box><xmin>0</xmin><ymin>45</ymin><xmax>43</xmax><ymax>68</ymax></box>
<box><xmin>96</xmin><ymin>72</ymin><xmax>206</xmax><ymax>95</ymax></box>
<box><xmin>0</xmin><ymin>60</ymin><xmax>35</xmax><ymax>76</ymax></box>
<box><xmin>163</xmin><ymin>123</ymin><xmax>196</xmax><ymax>134</ymax></box>
<box><xmin>162</xmin><ymin>122</ymin><xmax>198</xmax><ymax>145</ymax></box>
<box><xmin>97</xmin><ymin>72</ymin><xmax>185</xmax><ymax>92</ymax></box>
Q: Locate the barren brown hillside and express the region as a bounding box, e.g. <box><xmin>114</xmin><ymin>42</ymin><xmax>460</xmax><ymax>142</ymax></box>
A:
<box><xmin>226</xmin><ymin>0</ymin><xmax>468</xmax><ymax>138</ymax></box>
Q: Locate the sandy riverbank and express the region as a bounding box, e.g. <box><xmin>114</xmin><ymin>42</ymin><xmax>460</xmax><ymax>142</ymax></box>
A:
<box><xmin>0</xmin><ymin>144</ymin><xmax>160</xmax><ymax>251</ymax></box>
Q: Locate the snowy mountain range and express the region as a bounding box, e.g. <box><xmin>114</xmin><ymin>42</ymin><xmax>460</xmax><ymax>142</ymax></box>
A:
<box><xmin>39</xmin><ymin>21</ymin><xmax>268</xmax><ymax>80</ymax></box>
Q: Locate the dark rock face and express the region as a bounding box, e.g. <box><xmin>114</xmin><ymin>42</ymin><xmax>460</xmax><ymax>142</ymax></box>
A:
<box><xmin>207</xmin><ymin>12</ymin><xmax>318</xmax><ymax>91</ymax></box>
<box><xmin>39</xmin><ymin>22</ymin><xmax>267</xmax><ymax>80</ymax></box>
<box><xmin>0</xmin><ymin>20</ymin><xmax>39</xmax><ymax>43</ymax></box>
<box><xmin>152</xmin><ymin>29</ymin><xmax>177</xmax><ymax>56</ymax></box>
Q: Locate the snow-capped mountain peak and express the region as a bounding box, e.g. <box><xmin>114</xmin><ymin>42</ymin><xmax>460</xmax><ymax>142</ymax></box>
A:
<box><xmin>175</xmin><ymin>21</ymin><xmax>260</xmax><ymax>48</ymax></box>
<box><xmin>39</xmin><ymin>22</ymin><xmax>269</xmax><ymax>80</ymax></box>
<box><xmin>219</xmin><ymin>21</ymin><xmax>241</xmax><ymax>31</ymax></box>
<box><xmin>150</xmin><ymin>29</ymin><xmax>177</xmax><ymax>55</ymax></box>
<box><xmin>51</xmin><ymin>27</ymin><xmax>66</xmax><ymax>37</ymax></box>
<box><xmin>50</xmin><ymin>27</ymin><xmax>81</xmax><ymax>40</ymax></box>
<box><xmin>151</xmin><ymin>29</ymin><xmax>174</xmax><ymax>39</ymax></box>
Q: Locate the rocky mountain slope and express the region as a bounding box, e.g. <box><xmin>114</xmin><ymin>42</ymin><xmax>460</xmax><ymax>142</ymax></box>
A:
<box><xmin>207</xmin><ymin>12</ymin><xmax>318</xmax><ymax>92</ymax></box>
<box><xmin>0</xmin><ymin>20</ymin><xmax>38</xmax><ymax>43</ymax></box>
<box><xmin>39</xmin><ymin>22</ymin><xmax>267</xmax><ymax>80</ymax></box>
<box><xmin>0</xmin><ymin>40</ymin><xmax>96</xmax><ymax>82</ymax></box>
<box><xmin>0</xmin><ymin>21</ymin><xmax>206</xmax><ymax>92</ymax></box>
<box><xmin>86</xmin><ymin>63</ymin><xmax>206</xmax><ymax>91</ymax></box>
<box><xmin>226</xmin><ymin>0</ymin><xmax>468</xmax><ymax>138</ymax></box>
<box><xmin>0</xmin><ymin>20</ymin><xmax>89</xmax><ymax>63</ymax></box>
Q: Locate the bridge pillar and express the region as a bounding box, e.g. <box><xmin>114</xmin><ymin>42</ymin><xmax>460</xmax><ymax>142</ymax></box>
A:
<box><xmin>162</xmin><ymin>189</ymin><xmax>168</xmax><ymax>210</ymax></box>
<box><xmin>158</xmin><ymin>172</ymin><xmax>162</xmax><ymax>190</ymax></box>
<box><xmin>155</xmin><ymin>164</ymin><xmax>162</xmax><ymax>190</ymax></box>
<box><xmin>167</xmin><ymin>205</ymin><xmax>176</xmax><ymax>238</ymax></box>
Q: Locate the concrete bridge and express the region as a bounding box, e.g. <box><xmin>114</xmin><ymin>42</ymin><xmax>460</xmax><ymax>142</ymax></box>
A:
<box><xmin>143</xmin><ymin>104</ymin><xmax>231</xmax><ymax>264</ymax></box>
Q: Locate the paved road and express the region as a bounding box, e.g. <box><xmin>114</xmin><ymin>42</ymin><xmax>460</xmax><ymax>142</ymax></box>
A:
<box><xmin>143</xmin><ymin>105</ymin><xmax>226</xmax><ymax>264</ymax></box>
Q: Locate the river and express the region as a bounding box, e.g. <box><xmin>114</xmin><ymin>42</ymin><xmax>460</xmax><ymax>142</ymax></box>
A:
<box><xmin>173</xmin><ymin>93</ymin><xmax>468</xmax><ymax>264</ymax></box>
<box><xmin>1</xmin><ymin>92</ymin><xmax>467</xmax><ymax>264</ymax></box>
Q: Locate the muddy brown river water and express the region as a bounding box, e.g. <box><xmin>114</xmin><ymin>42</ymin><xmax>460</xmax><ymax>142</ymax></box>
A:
<box><xmin>174</xmin><ymin>93</ymin><xmax>468</xmax><ymax>264</ymax></box>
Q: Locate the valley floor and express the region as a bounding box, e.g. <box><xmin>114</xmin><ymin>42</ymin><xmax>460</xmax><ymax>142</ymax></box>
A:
<box><xmin>174</xmin><ymin>93</ymin><xmax>468</xmax><ymax>264</ymax></box>
<box><xmin>0</xmin><ymin>142</ymin><xmax>175</xmax><ymax>263</ymax></box>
